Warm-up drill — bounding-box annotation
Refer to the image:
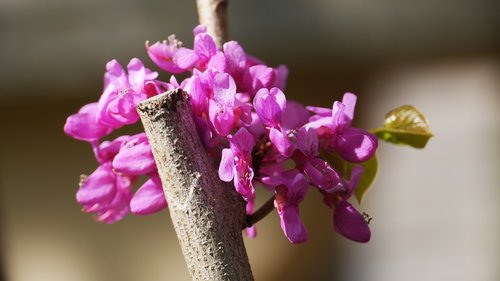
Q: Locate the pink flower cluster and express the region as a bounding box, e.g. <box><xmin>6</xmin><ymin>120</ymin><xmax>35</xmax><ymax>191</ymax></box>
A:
<box><xmin>64</xmin><ymin>26</ymin><xmax>378</xmax><ymax>243</ymax></box>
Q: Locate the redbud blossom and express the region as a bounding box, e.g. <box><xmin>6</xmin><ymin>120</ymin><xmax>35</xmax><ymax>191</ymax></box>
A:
<box><xmin>65</xmin><ymin>25</ymin><xmax>378</xmax><ymax>244</ymax></box>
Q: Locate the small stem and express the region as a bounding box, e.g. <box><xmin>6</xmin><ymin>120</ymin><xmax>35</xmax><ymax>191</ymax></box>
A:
<box><xmin>196</xmin><ymin>0</ymin><xmax>229</xmax><ymax>48</ymax></box>
<box><xmin>243</xmin><ymin>195</ymin><xmax>276</xmax><ymax>229</ymax></box>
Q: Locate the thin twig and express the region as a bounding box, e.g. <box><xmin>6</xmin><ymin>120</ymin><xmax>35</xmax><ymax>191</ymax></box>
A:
<box><xmin>196</xmin><ymin>0</ymin><xmax>229</xmax><ymax>48</ymax></box>
<box><xmin>243</xmin><ymin>195</ymin><xmax>276</xmax><ymax>229</ymax></box>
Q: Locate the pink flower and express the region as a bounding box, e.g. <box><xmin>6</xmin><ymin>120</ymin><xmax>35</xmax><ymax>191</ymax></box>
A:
<box><xmin>76</xmin><ymin>133</ymin><xmax>165</xmax><ymax>223</ymax></box>
<box><xmin>223</xmin><ymin>41</ymin><xmax>247</xmax><ymax>81</ymax></box>
<box><xmin>242</xmin><ymin>65</ymin><xmax>275</xmax><ymax>96</ymax></box>
<box><xmin>97</xmin><ymin>59</ymin><xmax>159</xmax><ymax>128</ymax></box>
<box><xmin>65</xmin><ymin>25</ymin><xmax>381</xmax><ymax>243</ymax></box>
<box><xmin>112</xmin><ymin>133</ymin><xmax>156</xmax><ymax>176</ymax></box>
<box><xmin>146</xmin><ymin>35</ymin><xmax>192</xmax><ymax>74</ymax></box>
<box><xmin>254</xmin><ymin>87</ymin><xmax>292</xmax><ymax>156</ymax></box>
<box><xmin>183</xmin><ymin>69</ymin><xmax>217</xmax><ymax>116</ymax></box>
<box><xmin>295</xmin><ymin>128</ymin><xmax>339</xmax><ymax>191</ymax></box>
<box><xmin>306</xmin><ymin>93</ymin><xmax>378</xmax><ymax>163</ymax></box>
<box><xmin>273</xmin><ymin>65</ymin><xmax>289</xmax><ymax>91</ymax></box>
<box><xmin>193</xmin><ymin>114</ymin><xmax>220</xmax><ymax>149</ymax></box>
<box><xmin>333</xmin><ymin>201</ymin><xmax>371</xmax><ymax>243</ymax></box>
<box><xmin>281</xmin><ymin>100</ymin><xmax>310</xmax><ymax>131</ymax></box>
<box><xmin>150</xmin><ymin>27</ymin><xmax>221</xmax><ymax>73</ymax></box>
<box><xmin>192</xmin><ymin>32</ymin><xmax>218</xmax><ymax>69</ymax></box>
<box><xmin>76</xmin><ymin>162</ymin><xmax>117</xmax><ymax>207</ymax></box>
<box><xmin>93</xmin><ymin>135</ymin><xmax>129</xmax><ymax>164</ymax></box>
<box><xmin>64</xmin><ymin>102</ymin><xmax>112</xmax><ymax>142</ymax></box>
<box><xmin>92</xmin><ymin>176</ymin><xmax>133</xmax><ymax>224</ymax></box>
<box><xmin>208</xmin><ymin>73</ymin><xmax>237</xmax><ymax>136</ymax></box>
<box><xmin>130</xmin><ymin>173</ymin><xmax>167</xmax><ymax>215</ymax></box>
<box><xmin>254</xmin><ymin>87</ymin><xmax>286</xmax><ymax>128</ymax></box>
<box><xmin>218</xmin><ymin>127</ymin><xmax>256</xmax><ymax>200</ymax></box>
<box><xmin>273</xmin><ymin>170</ymin><xmax>309</xmax><ymax>243</ymax></box>
<box><xmin>77</xmin><ymin>162</ymin><xmax>133</xmax><ymax>224</ymax></box>
<box><xmin>323</xmin><ymin>165</ymin><xmax>371</xmax><ymax>243</ymax></box>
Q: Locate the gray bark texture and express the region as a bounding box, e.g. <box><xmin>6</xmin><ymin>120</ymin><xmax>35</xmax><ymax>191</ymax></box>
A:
<box><xmin>196</xmin><ymin>0</ymin><xmax>229</xmax><ymax>48</ymax></box>
<box><xmin>137</xmin><ymin>89</ymin><xmax>254</xmax><ymax>281</ymax></box>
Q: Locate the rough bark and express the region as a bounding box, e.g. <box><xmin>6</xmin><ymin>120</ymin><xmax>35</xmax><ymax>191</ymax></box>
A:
<box><xmin>196</xmin><ymin>0</ymin><xmax>229</xmax><ymax>48</ymax></box>
<box><xmin>137</xmin><ymin>89</ymin><xmax>254</xmax><ymax>281</ymax></box>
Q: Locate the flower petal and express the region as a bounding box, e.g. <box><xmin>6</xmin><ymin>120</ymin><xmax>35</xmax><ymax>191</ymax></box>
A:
<box><xmin>347</xmin><ymin>165</ymin><xmax>364</xmax><ymax>197</ymax></box>
<box><xmin>269</xmin><ymin>127</ymin><xmax>292</xmax><ymax>156</ymax></box>
<box><xmin>274</xmin><ymin>64</ymin><xmax>289</xmax><ymax>90</ymax></box>
<box><xmin>332</xmin><ymin>101</ymin><xmax>349</xmax><ymax>130</ymax></box>
<box><xmin>254</xmin><ymin>88</ymin><xmax>284</xmax><ymax>127</ymax></box>
<box><xmin>208</xmin><ymin>99</ymin><xmax>234</xmax><ymax>137</ymax></box>
<box><xmin>194</xmin><ymin>115</ymin><xmax>219</xmax><ymax>148</ymax></box>
<box><xmin>234</xmin><ymin>165</ymin><xmax>255</xmax><ymax>201</ymax></box>
<box><xmin>242</xmin><ymin>65</ymin><xmax>275</xmax><ymax>95</ymax></box>
<box><xmin>64</xmin><ymin>103</ymin><xmax>112</xmax><ymax>142</ymax></box>
<box><xmin>282</xmin><ymin>101</ymin><xmax>310</xmax><ymax>131</ymax></box>
<box><xmin>278</xmin><ymin>206</ymin><xmax>308</xmax><ymax>244</ymax></box>
<box><xmin>335</xmin><ymin>128</ymin><xmax>378</xmax><ymax>163</ymax></box>
<box><xmin>244</xmin><ymin>112</ymin><xmax>266</xmax><ymax>139</ymax></box>
<box><xmin>187</xmin><ymin>76</ymin><xmax>207</xmax><ymax>115</ymax></box>
<box><xmin>95</xmin><ymin>176</ymin><xmax>132</xmax><ymax>224</ymax></box>
<box><xmin>76</xmin><ymin>163</ymin><xmax>116</xmax><ymax>205</ymax></box>
<box><xmin>213</xmin><ymin>73</ymin><xmax>236</xmax><ymax>106</ymax></box>
<box><xmin>286</xmin><ymin>171</ymin><xmax>309</xmax><ymax>203</ymax></box>
<box><xmin>229</xmin><ymin>127</ymin><xmax>256</xmax><ymax>155</ymax></box>
<box><xmin>296</xmin><ymin>127</ymin><xmax>318</xmax><ymax>158</ymax></box>
<box><xmin>95</xmin><ymin>135</ymin><xmax>129</xmax><ymax>163</ymax></box>
<box><xmin>194</xmin><ymin>33</ymin><xmax>217</xmax><ymax>59</ymax></box>
<box><xmin>223</xmin><ymin>41</ymin><xmax>247</xmax><ymax>75</ymax></box>
<box><xmin>146</xmin><ymin>39</ymin><xmax>185</xmax><ymax>74</ymax></box>
<box><xmin>104</xmin><ymin>59</ymin><xmax>127</xmax><ymax>89</ymax></box>
<box><xmin>113</xmin><ymin>141</ymin><xmax>156</xmax><ymax>175</ymax></box>
<box><xmin>193</xmin><ymin>25</ymin><xmax>207</xmax><ymax>35</ymax></box>
<box><xmin>130</xmin><ymin>175</ymin><xmax>167</xmax><ymax>215</ymax></box>
<box><xmin>218</xmin><ymin>148</ymin><xmax>235</xmax><ymax>182</ymax></box>
<box><xmin>333</xmin><ymin>201</ymin><xmax>370</xmax><ymax>243</ymax></box>
<box><xmin>174</xmin><ymin>47</ymin><xmax>199</xmax><ymax>70</ymax></box>
<box><xmin>127</xmin><ymin>58</ymin><xmax>157</xmax><ymax>89</ymax></box>
<box><xmin>207</xmin><ymin>51</ymin><xmax>228</xmax><ymax>72</ymax></box>
<box><xmin>303</xmin><ymin>159</ymin><xmax>339</xmax><ymax>192</ymax></box>
<box><xmin>341</xmin><ymin>92</ymin><xmax>357</xmax><ymax>123</ymax></box>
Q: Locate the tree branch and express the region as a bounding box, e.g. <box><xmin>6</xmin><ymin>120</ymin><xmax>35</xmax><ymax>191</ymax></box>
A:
<box><xmin>244</xmin><ymin>195</ymin><xmax>276</xmax><ymax>229</ymax></box>
<box><xmin>196</xmin><ymin>0</ymin><xmax>229</xmax><ymax>48</ymax></box>
<box><xmin>137</xmin><ymin>89</ymin><xmax>254</xmax><ymax>281</ymax></box>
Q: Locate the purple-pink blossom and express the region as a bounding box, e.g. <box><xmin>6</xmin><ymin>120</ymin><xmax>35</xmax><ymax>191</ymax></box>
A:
<box><xmin>65</xmin><ymin>24</ymin><xmax>379</xmax><ymax>244</ymax></box>
<box><xmin>218</xmin><ymin>127</ymin><xmax>256</xmax><ymax>201</ymax></box>
<box><xmin>273</xmin><ymin>170</ymin><xmax>309</xmax><ymax>244</ymax></box>
<box><xmin>97</xmin><ymin>59</ymin><xmax>159</xmax><ymax>128</ymax></box>
<box><xmin>64</xmin><ymin>102</ymin><xmax>112</xmax><ymax>142</ymax></box>
<box><xmin>130</xmin><ymin>174</ymin><xmax>167</xmax><ymax>215</ymax></box>
<box><xmin>208</xmin><ymin>73</ymin><xmax>237</xmax><ymax>136</ymax></box>
<box><xmin>323</xmin><ymin>165</ymin><xmax>371</xmax><ymax>243</ymax></box>
<box><xmin>306</xmin><ymin>93</ymin><xmax>378</xmax><ymax>163</ymax></box>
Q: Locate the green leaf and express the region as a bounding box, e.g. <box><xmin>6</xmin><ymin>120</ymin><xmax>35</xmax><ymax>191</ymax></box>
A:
<box><xmin>371</xmin><ymin>105</ymin><xmax>433</xmax><ymax>148</ymax></box>
<box><xmin>349</xmin><ymin>155</ymin><xmax>378</xmax><ymax>204</ymax></box>
<box><xmin>321</xmin><ymin>151</ymin><xmax>378</xmax><ymax>204</ymax></box>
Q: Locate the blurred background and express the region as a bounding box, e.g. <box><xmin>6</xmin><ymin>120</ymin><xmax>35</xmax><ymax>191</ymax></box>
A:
<box><xmin>1</xmin><ymin>0</ymin><xmax>499</xmax><ymax>280</ymax></box>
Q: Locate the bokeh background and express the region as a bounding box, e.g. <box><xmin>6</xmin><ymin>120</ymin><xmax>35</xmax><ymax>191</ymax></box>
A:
<box><xmin>1</xmin><ymin>0</ymin><xmax>499</xmax><ymax>280</ymax></box>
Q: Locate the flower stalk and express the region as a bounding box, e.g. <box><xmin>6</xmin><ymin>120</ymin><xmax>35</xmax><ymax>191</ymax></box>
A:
<box><xmin>243</xmin><ymin>195</ymin><xmax>276</xmax><ymax>229</ymax></box>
